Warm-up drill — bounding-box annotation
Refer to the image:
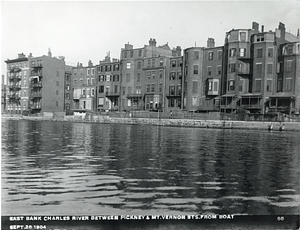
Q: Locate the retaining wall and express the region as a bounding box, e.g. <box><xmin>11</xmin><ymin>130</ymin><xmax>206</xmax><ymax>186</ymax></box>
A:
<box><xmin>2</xmin><ymin>115</ymin><xmax>300</xmax><ymax>131</ymax></box>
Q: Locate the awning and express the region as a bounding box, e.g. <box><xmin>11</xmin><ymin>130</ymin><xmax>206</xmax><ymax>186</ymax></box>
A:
<box><xmin>127</xmin><ymin>94</ymin><xmax>143</xmax><ymax>98</ymax></box>
<box><xmin>240</xmin><ymin>93</ymin><xmax>262</xmax><ymax>98</ymax></box>
<box><xmin>221</xmin><ymin>94</ymin><xmax>236</xmax><ymax>97</ymax></box>
<box><xmin>269</xmin><ymin>92</ymin><xmax>295</xmax><ymax>98</ymax></box>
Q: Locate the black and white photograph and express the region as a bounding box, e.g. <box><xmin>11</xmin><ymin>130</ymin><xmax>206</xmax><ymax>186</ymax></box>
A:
<box><xmin>1</xmin><ymin>1</ymin><xmax>300</xmax><ymax>229</ymax></box>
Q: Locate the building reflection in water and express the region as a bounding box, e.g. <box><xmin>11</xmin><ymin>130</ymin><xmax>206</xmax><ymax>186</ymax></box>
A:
<box><xmin>1</xmin><ymin>120</ymin><xmax>299</xmax><ymax>215</ymax></box>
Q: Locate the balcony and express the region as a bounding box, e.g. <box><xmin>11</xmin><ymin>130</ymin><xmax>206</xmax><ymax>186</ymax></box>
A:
<box><xmin>10</xmin><ymin>67</ymin><xmax>21</xmax><ymax>73</ymax></box>
<box><xmin>106</xmin><ymin>91</ymin><xmax>120</xmax><ymax>97</ymax></box>
<box><xmin>31</xmin><ymin>82</ymin><xmax>42</xmax><ymax>88</ymax></box>
<box><xmin>9</xmin><ymin>84</ymin><xmax>21</xmax><ymax>91</ymax></box>
<box><xmin>31</xmin><ymin>64</ymin><xmax>43</xmax><ymax>68</ymax></box>
<box><xmin>126</xmin><ymin>93</ymin><xmax>143</xmax><ymax>99</ymax></box>
<box><xmin>8</xmin><ymin>94</ymin><xmax>21</xmax><ymax>101</ymax></box>
<box><xmin>30</xmin><ymin>103</ymin><xmax>42</xmax><ymax>109</ymax></box>
<box><xmin>30</xmin><ymin>92</ymin><xmax>42</xmax><ymax>98</ymax></box>
<box><xmin>166</xmin><ymin>93</ymin><xmax>181</xmax><ymax>98</ymax></box>
<box><xmin>9</xmin><ymin>75</ymin><xmax>22</xmax><ymax>81</ymax></box>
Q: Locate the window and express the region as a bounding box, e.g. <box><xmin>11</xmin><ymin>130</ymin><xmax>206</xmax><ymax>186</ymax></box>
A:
<box><xmin>87</xmin><ymin>69</ymin><xmax>91</xmax><ymax>75</ymax></box>
<box><xmin>99</xmin><ymin>85</ymin><xmax>104</xmax><ymax>93</ymax></box>
<box><xmin>159</xmin><ymin>70</ymin><xmax>163</xmax><ymax>78</ymax></box>
<box><xmin>146</xmin><ymin>84</ymin><xmax>150</xmax><ymax>92</ymax></box>
<box><xmin>287</xmin><ymin>60</ymin><xmax>292</xmax><ymax>72</ymax></box>
<box><xmin>240</xmin><ymin>32</ymin><xmax>246</xmax><ymax>42</ymax></box>
<box><xmin>178</xmin><ymin>59</ymin><xmax>183</xmax><ymax>67</ymax></box>
<box><xmin>159</xmin><ymin>83</ymin><xmax>162</xmax><ymax>92</ymax></box>
<box><xmin>114</xmin><ymin>64</ymin><xmax>119</xmax><ymax>71</ymax></box>
<box><xmin>239</xmin><ymin>79</ymin><xmax>243</xmax><ymax>92</ymax></box>
<box><xmin>57</xmin><ymin>71</ymin><xmax>59</xmax><ymax>77</ymax></box>
<box><xmin>170</xmin><ymin>72</ymin><xmax>176</xmax><ymax>80</ymax></box>
<box><xmin>56</xmin><ymin>90</ymin><xmax>59</xmax><ymax>95</ymax></box>
<box><xmin>92</xmin><ymin>68</ymin><xmax>94</xmax><ymax>75</ymax></box>
<box><xmin>169</xmin><ymin>85</ymin><xmax>175</xmax><ymax>96</ymax></box>
<box><xmin>267</xmin><ymin>64</ymin><xmax>273</xmax><ymax>74</ymax></box>
<box><xmin>56</xmin><ymin>101</ymin><xmax>58</xmax><ymax>106</ymax></box>
<box><xmin>256</xmin><ymin>35</ymin><xmax>264</xmax><ymax>42</ymax></box>
<box><xmin>257</xmin><ymin>48</ymin><xmax>263</xmax><ymax>58</ymax></box>
<box><xmin>286</xmin><ymin>78</ymin><xmax>292</xmax><ymax>91</ymax></box>
<box><xmin>147</xmin><ymin>59</ymin><xmax>151</xmax><ymax>67</ymax></box>
<box><xmin>213</xmin><ymin>81</ymin><xmax>218</xmax><ymax>92</ymax></box>
<box><xmin>266</xmin><ymin>80</ymin><xmax>272</xmax><ymax>92</ymax></box>
<box><xmin>193</xmin><ymin>65</ymin><xmax>198</xmax><ymax>75</ymax></box>
<box><xmin>137</xmin><ymin>62</ymin><xmax>141</xmax><ymax>69</ymax></box>
<box><xmin>287</xmin><ymin>45</ymin><xmax>293</xmax><ymax>55</ymax></box>
<box><xmin>228</xmin><ymin>80</ymin><xmax>235</xmax><ymax>91</ymax></box>
<box><xmin>152</xmin><ymin>71</ymin><xmax>155</xmax><ymax>79</ymax></box>
<box><xmin>127</xmin><ymin>63</ymin><xmax>131</xmax><ymax>69</ymax></box>
<box><xmin>230</xmin><ymin>48</ymin><xmax>236</xmax><ymax>57</ymax></box>
<box><xmin>66</xmin><ymin>93</ymin><xmax>70</xmax><ymax>99</ymax></box>
<box><xmin>128</xmin><ymin>86</ymin><xmax>132</xmax><ymax>94</ymax></box>
<box><xmin>106</xmin><ymin>75</ymin><xmax>111</xmax><ymax>82</ymax></box>
<box><xmin>91</xmin><ymin>78</ymin><xmax>94</xmax><ymax>85</ymax></box>
<box><xmin>178</xmin><ymin>71</ymin><xmax>182</xmax><ymax>80</ymax></box>
<box><xmin>171</xmin><ymin>60</ymin><xmax>176</xmax><ymax>67</ymax></box>
<box><xmin>217</xmin><ymin>66</ymin><xmax>222</xmax><ymax>75</ymax></box>
<box><xmin>256</xmin><ymin>63</ymin><xmax>262</xmax><ymax>74</ymax></box>
<box><xmin>113</xmin><ymin>75</ymin><xmax>119</xmax><ymax>82</ymax></box>
<box><xmin>207</xmin><ymin>66</ymin><xmax>212</xmax><ymax>76</ymax></box>
<box><xmin>98</xmin><ymin>98</ymin><xmax>104</xmax><ymax>106</ymax></box>
<box><xmin>66</xmin><ymin>103</ymin><xmax>70</xmax><ymax>110</ymax></box>
<box><xmin>239</xmin><ymin>48</ymin><xmax>246</xmax><ymax>57</ymax></box>
<box><xmin>124</xmin><ymin>52</ymin><xmax>127</xmax><ymax>58</ymax></box>
<box><xmin>80</xmin><ymin>78</ymin><xmax>83</xmax><ymax>84</ymax></box>
<box><xmin>255</xmin><ymin>79</ymin><xmax>261</xmax><ymax>92</ymax></box>
<box><xmin>229</xmin><ymin>63</ymin><xmax>236</xmax><ymax>73</ymax></box>
<box><xmin>87</xmin><ymin>78</ymin><xmax>90</xmax><ymax>85</ymax></box>
<box><xmin>208</xmin><ymin>52</ymin><xmax>213</xmax><ymax>60</ymax></box>
<box><xmin>268</xmin><ymin>48</ymin><xmax>273</xmax><ymax>57</ymax></box>
<box><xmin>192</xmin><ymin>81</ymin><xmax>198</xmax><ymax>93</ymax></box>
<box><xmin>151</xmin><ymin>83</ymin><xmax>155</xmax><ymax>92</ymax></box>
<box><xmin>160</xmin><ymin>58</ymin><xmax>163</xmax><ymax>67</ymax></box>
<box><xmin>152</xmin><ymin>59</ymin><xmax>155</xmax><ymax>67</ymax></box>
<box><xmin>176</xmin><ymin>85</ymin><xmax>181</xmax><ymax>96</ymax></box>
<box><xmin>147</xmin><ymin>71</ymin><xmax>151</xmax><ymax>79</ymax></box>
<box><xmin>136</xmin><ymin>86</ymin><xmax>141</xmax><ymax>94</ymax></box>
<box><xmin>122</xmin><ymin>87</ymin><xmax>125</xmax><ymax>95</ymax></box>
<box><xmin>194</xmin><ymin>51</ymin><xmax>199</xmax><ymax>60</ymax></box>
<box><xmin>82</xmin><ymin>89</ymin><xmax>85</xmax><ymax>96</ymax></box>
<box><xmin>66</xmin><ymin>84</ymin><xmax>70</xmax><ymax>90</ymax></box>
<box><xmin>192</xmin><ymin>97</ymin><xmax>197</xmax><ymax>106</ymax></box>
<box><xmin>126</xmin><ymin>73</ymin><xmax>130</xmax><ymax>82</ymax></box>
<box><xmin>137</xmin><ymin>73</ymin><xmax>140</xmax><ymax>82</ymax></box>
<box><xmin>138</xmin><ymin>50</ymin><xmax>142</xmax><ymax>57</ymax></box>
<box><xmin>114</xmin><ymin>85</ymin><xmax>118</xmax><ymax>94</ymax></box>
<box><xmin>91</xmin><ymin>88</ymin><xmax>95</xmax><ymax>96</ymax></box>
<box><xmin>130</xmin><ymin>50</ymin><xmax>133</xmax><ymax>58</ymax></box>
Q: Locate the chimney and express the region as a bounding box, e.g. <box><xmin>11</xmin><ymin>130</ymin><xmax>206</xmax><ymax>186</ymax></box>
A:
<box><xmin>252</xmin><ymin>22</ymin><xmax>259</xmax><ymax>31</ymax></box>
<box><xmin>153</xmin><ymin>39</ymin><xmax>157</xmax><ymax>47</ymax></box>
<box><xmin>261</xmin><ymin>25</ymin><xmax>264</xmax><ymax>32</ymax></box>
<box><xmin>48</xmin><ymin>47</ymin><xmax>52</xmax><ymax>57</ymax></box>
<box><xmin>88</xmin><ymin>60</ymin><xmax>93</xmax><ymax>67</ymax></box>
<box><xmin>176</xmin><ymin>46</ymin><xmax>182</xmax><ymax>56</ymax></box>
<box><xmin>207</xmin><ymin>38</ymin><xmax>215</xmax><ymax>48</ymax></box>
<box><xmin>297</xmin><ymin>29</ymin><xmax>299</xmax><ymax>38</ymax></box>
<box><xmin>29</xmin><ymin>53</ymin><xmax>32</xmax><ymax>58</ymax></box>
<box><xmin>279</xmin><ymin>22</ymin><xmax>286</xmax><ymax>41</ymax></box>
<box><xmin>18</xmin><ymin>53</ymin><xmax>26</xmax><ymax>59</ymax></box>
<box><xmin>149</xmin><ymin>38</ymin><xmax>153</xmax><ymax>46</ymax></box>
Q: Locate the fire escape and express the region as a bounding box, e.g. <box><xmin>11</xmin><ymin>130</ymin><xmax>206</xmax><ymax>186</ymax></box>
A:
<box><xmin>30</xmin><ymin>62</ymin><xmax>43</xmax><ymax>113</ymax></box>
<box><xmin>8</xmin><ymin>66</ymin><xmax>22</xmax><ymax>110</ymax></box>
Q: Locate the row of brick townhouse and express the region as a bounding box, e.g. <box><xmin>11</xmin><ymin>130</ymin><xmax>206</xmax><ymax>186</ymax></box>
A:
<box><xmin>3</xmin><ymin>21</ymin><xmax>300</xmax><ymax>115</ymax></box>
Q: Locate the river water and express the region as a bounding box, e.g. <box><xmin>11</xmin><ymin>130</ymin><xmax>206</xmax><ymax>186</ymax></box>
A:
<box><xmin>1</xmin><ymin>119</ymin><xmax>300</xmax><ymax>216</ymax></box>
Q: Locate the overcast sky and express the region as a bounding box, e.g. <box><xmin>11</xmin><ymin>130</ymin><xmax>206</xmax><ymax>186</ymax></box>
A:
<box><xmin>1</xmin><ymin>1</ymin><xmax>299</xmax><ymax>77</ymax></box>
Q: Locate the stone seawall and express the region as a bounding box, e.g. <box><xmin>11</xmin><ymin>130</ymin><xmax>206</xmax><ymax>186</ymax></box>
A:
<box><xmin>3</xmin><ymin>115</ymin><xmax>300</xmax><ymax>131</ymax></box>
